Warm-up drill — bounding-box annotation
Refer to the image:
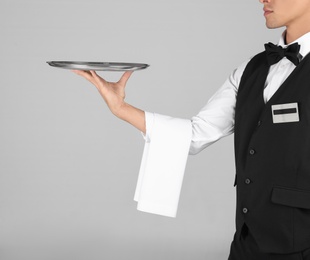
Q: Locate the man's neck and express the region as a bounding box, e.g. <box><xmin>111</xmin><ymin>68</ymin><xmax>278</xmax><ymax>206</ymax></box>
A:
<box><xmin>286</xmin><ymin>30</ymin><xmax>305</xmax><ymax>44</ymax></box>
<box><xmin>285</xmin><ymin>24</ymin><xmax>310</xmax><ymax>44</ymax></box>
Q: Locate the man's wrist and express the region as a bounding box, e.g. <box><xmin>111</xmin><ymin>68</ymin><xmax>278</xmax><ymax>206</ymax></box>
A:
<box><xmin>111</xmin><ymin>101</ymin><xmax>127</xmax><ymax>119</ymax></box>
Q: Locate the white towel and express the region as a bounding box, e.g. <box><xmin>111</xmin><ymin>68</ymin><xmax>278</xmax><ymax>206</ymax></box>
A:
<box><xmin>134</xmin><ymin>113</ymin><xmax>192</xmax><ymax>217</ymax></box>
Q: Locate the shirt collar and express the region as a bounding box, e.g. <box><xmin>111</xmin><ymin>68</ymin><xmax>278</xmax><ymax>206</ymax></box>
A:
<box><xmin>278</xmin><ymin>30</ymin><xmax>310</xmax><ymax>59</ymax></box>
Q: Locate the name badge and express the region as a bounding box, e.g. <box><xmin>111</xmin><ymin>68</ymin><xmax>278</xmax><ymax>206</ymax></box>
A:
<box><xmin>271</xmin><ymin>102</ymin><xmax>299</xmax><ymax>124</ymax></box>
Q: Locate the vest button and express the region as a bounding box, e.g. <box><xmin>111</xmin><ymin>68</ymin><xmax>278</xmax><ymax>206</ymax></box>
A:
<box><xmin>257</xmin><ymin>120</ymin><xmax>262</xmax><ymax>127</ymax></box>
<box><xmin>243</xmin><ymin>208</ymin><xmax>248</xmax><ymax>214</ymax></box>
<box><xmin>245</xmin><ymin>179</ymin><xmax>251</xmax><ymax>184</ymax></box>
<box><xmin>249</xmin><ymin>149</ymin><xmax>256</xmax><ymax>155</ymax></box>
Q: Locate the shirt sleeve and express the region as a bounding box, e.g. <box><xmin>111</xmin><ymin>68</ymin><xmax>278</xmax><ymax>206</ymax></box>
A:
<box><xmin>190</xmin><ymin>60</ymin><xmax>248</xmax><ymax>154</ymax></box>
<box><xmin>134</xmin><ymin>60</ymin><xmax>248</xmax><ymax>218</ymax></box>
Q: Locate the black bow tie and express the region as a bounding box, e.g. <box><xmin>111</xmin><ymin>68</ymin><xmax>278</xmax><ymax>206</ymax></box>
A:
<box><xmin>264</xmin><ymin>42</ymin><xmax>301</xmax><ymax>66</ymax></box>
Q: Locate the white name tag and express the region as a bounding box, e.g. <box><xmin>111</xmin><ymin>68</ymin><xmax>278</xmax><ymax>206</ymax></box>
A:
<box><xmin>271</xmin><ymin>103</ymin><xmax>299</xmax><ymax>124</ymax></box>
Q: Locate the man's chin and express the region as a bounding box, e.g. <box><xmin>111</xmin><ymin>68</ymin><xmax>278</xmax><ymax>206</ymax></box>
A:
<box><xmin>265</xmin><ymin>22</ymin><xmax>284</xmax><ymax>30</ymax></box>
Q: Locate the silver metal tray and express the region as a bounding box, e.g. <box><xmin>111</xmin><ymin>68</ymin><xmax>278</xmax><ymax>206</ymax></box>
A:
<box><xmin>47</xmin><ymin>61</ymin><xmax>150</xmax><ymax>71</ymax></box>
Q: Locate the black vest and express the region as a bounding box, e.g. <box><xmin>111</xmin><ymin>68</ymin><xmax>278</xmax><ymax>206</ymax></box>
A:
<box><xmin>234</xmin><ymin>50</ymin><xmax>310</xmax><ymax>254</ymax></box>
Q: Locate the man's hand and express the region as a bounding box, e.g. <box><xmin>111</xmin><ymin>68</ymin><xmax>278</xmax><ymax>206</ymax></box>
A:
<box><xmin>72</xmin><ymin>70</ymin><xmax>146</xmax><ymax>133</ymax></box>
<box><xmin>72</xmin><ymin>70</ymin><xmax>133</xmax><ymax>117</ymax></box>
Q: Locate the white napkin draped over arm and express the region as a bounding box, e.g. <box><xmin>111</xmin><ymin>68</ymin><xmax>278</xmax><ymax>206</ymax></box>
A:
<box><xmin>134</xmin><ymin>112</ymin><xmax>192</xmax><ymax>218</ymax></box>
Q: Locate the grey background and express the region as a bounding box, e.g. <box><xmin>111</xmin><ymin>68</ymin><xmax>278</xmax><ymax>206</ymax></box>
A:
<box><xmin>1</xmin><ymin>0</ymin><xmax>282</xmax><ymax>260</ymax></box>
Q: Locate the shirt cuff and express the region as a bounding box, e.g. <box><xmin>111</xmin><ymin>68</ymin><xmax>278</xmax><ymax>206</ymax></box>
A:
<box><xmin>134</xmin><ymin>113</ymin><xmax>192</xmax><ymax>217</ymax></box>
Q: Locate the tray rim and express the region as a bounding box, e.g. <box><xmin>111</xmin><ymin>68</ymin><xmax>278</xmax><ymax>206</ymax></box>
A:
<box><xmin>47</xmin><ymin>61</ymin><xmax>150</xmax><ymax>71</ymax></box>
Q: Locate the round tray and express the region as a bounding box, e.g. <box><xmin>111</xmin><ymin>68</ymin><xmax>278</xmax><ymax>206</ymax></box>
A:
<box><xmin>47</xmin><ymin>61</ymin><xmax>149</xmax><ymax>71</ymax></box>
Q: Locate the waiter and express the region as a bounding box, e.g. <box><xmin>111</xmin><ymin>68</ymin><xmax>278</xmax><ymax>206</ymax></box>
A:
<box><xmin>73</xmin><ymin>0</ymin><xmax>310</xmax><ymax>259</ymax></box>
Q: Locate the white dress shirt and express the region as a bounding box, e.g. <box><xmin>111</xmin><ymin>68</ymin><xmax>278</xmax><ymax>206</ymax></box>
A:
<box><xmin>134</xmin><ymin>31</ymin><xmax>310</xmax><ymax>218</ymax></box>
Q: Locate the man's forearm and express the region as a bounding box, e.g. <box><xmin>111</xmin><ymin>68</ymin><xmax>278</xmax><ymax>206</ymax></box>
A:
<box><xmin>114</xmin><ymin>102</ymin><xmax>146</xmax><ymax>134</ymax></box>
